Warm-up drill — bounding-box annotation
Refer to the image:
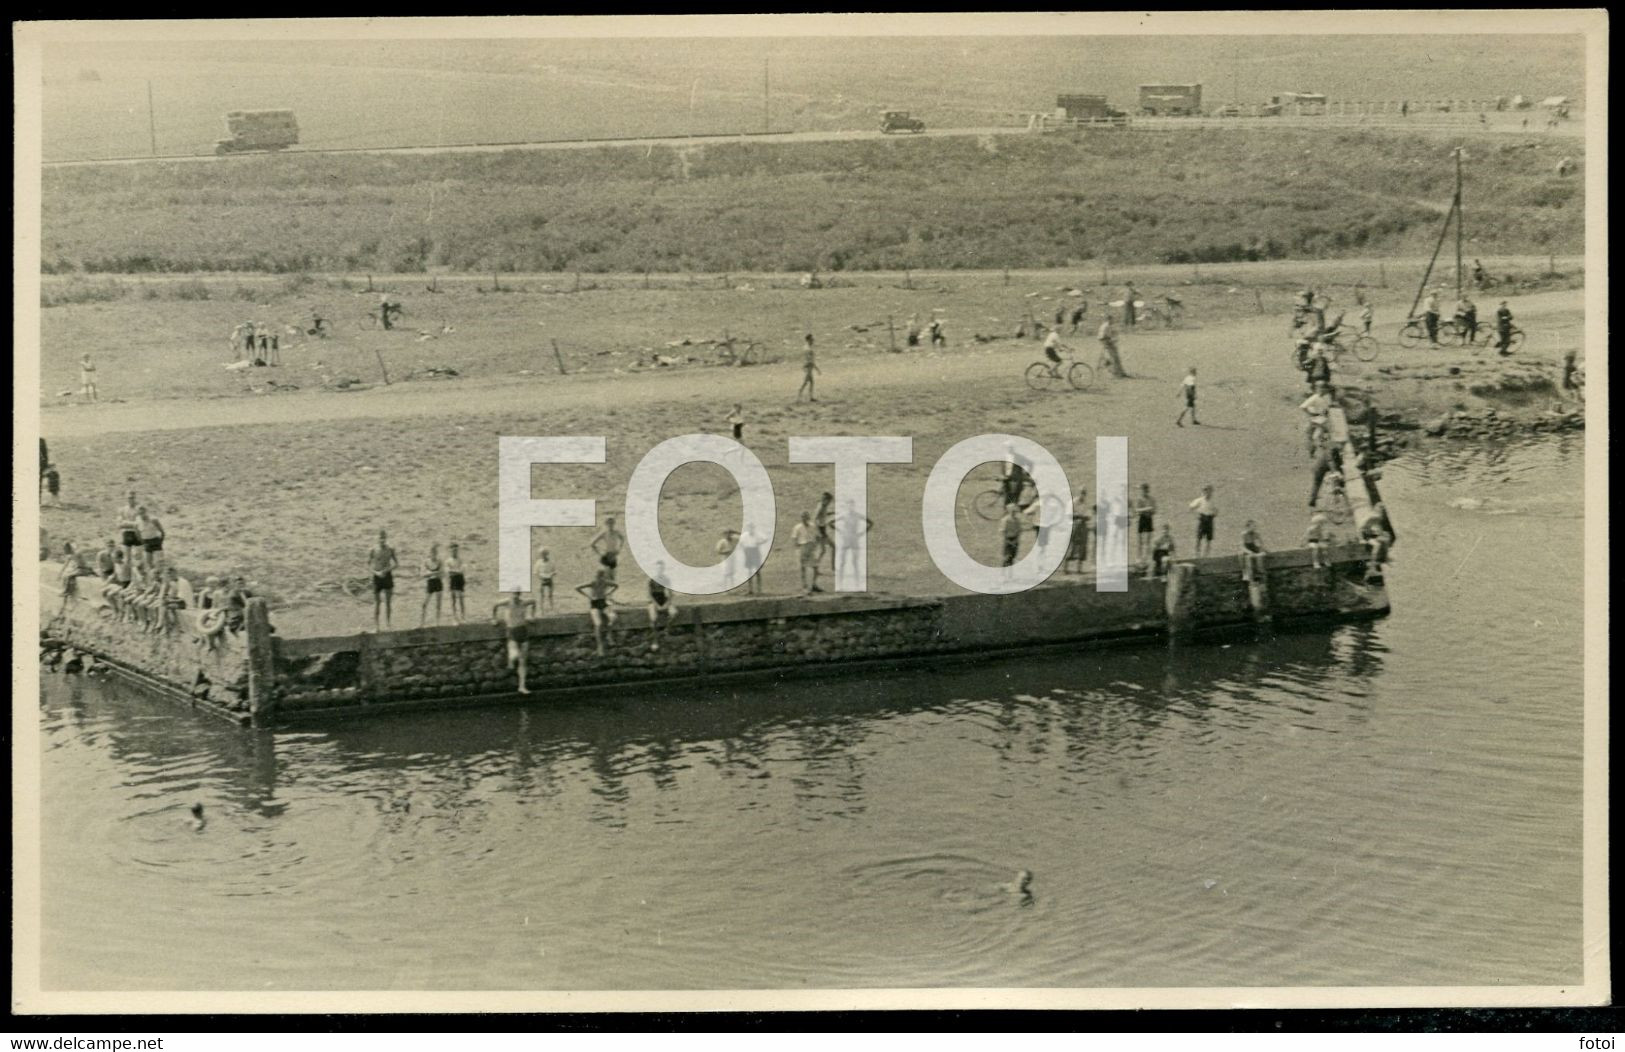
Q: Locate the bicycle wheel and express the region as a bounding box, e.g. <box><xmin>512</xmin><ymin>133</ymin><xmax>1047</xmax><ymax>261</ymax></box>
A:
<box><xmin>1325</xmin><ymin>494</ymin><xmax>1352</xmax><ymax>525</ymax></box>
<box><xmin>1351</xmin><ymin>334</ymin><xmax>1380</xmax><ymax>362</ymax></box>
<box><xmin>1025</xmin><ymin>362</ymin><xmax>1054</xmax><ymax>391</ymax></box>
<box><xmin>1067</xmin><ymin>361</ymin><xmax>1096</xmax><ymax>390</ymax></box>
<box><xmin>1397</xmin><ymin>321</ymin><xmax>1425</xmax><ymax>349</ymax></box>
<box><xmin>1505</xmin><ymin>329</ymin><xmax>1526</xmax><ymax>353</ymax></box>
<box><xmin>973</xmin><ymin>488</ymin><xmax>1008</xmax><ymax>521</ymax></box>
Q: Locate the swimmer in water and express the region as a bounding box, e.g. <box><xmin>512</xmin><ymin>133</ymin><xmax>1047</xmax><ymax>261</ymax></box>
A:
<box><xmin>189</xmin><ymin>803</ymin><xmax>206</xmax><ymax>831</ymax></box>
<box><xmin>999</xmin><ymin>869</ymin><xmax>1034</xmax><ymax>900</ymax></box>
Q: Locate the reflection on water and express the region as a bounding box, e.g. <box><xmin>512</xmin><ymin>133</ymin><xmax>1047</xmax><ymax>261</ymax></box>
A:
<box><xmin>38</xmin><ymin>440</ymin><xmax>1583</xmax><ymax>991</ymax></box>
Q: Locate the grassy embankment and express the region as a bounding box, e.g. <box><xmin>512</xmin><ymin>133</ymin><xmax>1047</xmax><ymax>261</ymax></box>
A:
<box><xmin>41</xmin><ymin>127</ymin><xmax>1582</xmax><ymax>274</ymax></box>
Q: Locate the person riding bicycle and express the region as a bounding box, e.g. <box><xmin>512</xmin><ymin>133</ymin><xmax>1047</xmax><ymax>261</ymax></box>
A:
<box><xmin>1000</xmin><ymin>444</ymin><xmax>1034</xmax><ymax>509</ymax></box>
<box><xmin>1042</xmin><ymin>329</ymin><xmax>1065</xmax><ymax>379</ymax></box>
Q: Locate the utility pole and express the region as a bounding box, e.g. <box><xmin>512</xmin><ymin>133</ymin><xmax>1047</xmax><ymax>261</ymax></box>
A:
<box><xmin>146</xmin><ymin>79</ymin><xmax>158</xmax><ymax>156</ymax></box>
<box><xmin>1462</xmin><ymin>146</ymin><xmax>1475</xmax><ymax>299</ymax></box>
<box><xmin>762</xmin><ymin>57</ymin><xmax>770</xmax><ymax>133</ymax></box>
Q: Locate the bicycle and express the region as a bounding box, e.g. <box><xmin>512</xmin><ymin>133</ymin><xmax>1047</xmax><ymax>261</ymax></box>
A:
<box><xmin>1316</xmin><ymin>471</ymin><xmax>1354</xmax><ymax>526</ymax></box>
<box><xmin>972</xmin><ymin>474</ymin><xmax>1036</xmax><ymax>521</ymax></box>
<box><xmin>1025</xmin><ymin>346</ymin><xmax>1095</xmax><ymax>391</ymax></box>
<box><xmin>1138</xmin><ymin>296</ymin><xmax>1186</xmax><ymax>329</ymax></box>
<box><xmin>1488</xmin><ymin>325</ymin><xmax>1527</xmax><ymax>355</ymax></box>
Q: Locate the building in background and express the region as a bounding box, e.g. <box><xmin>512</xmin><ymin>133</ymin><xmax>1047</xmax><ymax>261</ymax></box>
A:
<box><xmin>1137</xmin><ymin>83</ymin><xmax>1202</xmax><ymax>116</ymax></box>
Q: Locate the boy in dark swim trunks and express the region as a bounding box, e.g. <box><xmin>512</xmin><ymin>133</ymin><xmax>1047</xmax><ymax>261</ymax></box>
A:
<box><xmin>590</xmin><ymin>516</ymin><xmax>626</xmax><ymax>582</ymax></box>
<box><xmin>535</xmin><ymin>547</ymin><xmax>556</xmax><ymax>610</ymax></box>
<box><xmin>420</xmin><ymin>542</ymin><xmax>445</xmax><ymax>627</ymax></box>
<box><xmin>492</xmin><ymin>590</ymin><xmax>537</xmax><ymax>694</ymax></box>
<box><xmin>445</xmin><ymin>543</ymin><xmax>467</xmax><ymax>624</ymax></box>
<box><xmin>1188</xmin><ymin>485</ymin><xmax>1218</xmax><ymax>557</ymax></box>
<box><xmin>646</xmin><ymin>561</ymin><xmax>680</xmax><ymax>651</ymax></box>
<box><xmin>576</xmin><ymin>569</ymin><xmax>619</xmax><ymax>657</ymax></box>
<box><xmin>368</xmin><ymin>529</ymin><xmax>399</xmax><ymax>631</ymax></box>
<box><xmin>117</xmin><ymin>491</ymin><xmax>141</xmax><ymax>568</ymax></box>
<box><xmin>136</xmin><ymin>507</ymin><xmax>165</xmax><ymax>572</ymax></box>
<box><xmin>1133</xmin><ymin>483</ymin><xmax>1157</xmax><ymax>564</ymax></box>
<box><xmin>726</xmin><ymin>403</ymin><xmax>745</xmax><ymax>442</ymax></box>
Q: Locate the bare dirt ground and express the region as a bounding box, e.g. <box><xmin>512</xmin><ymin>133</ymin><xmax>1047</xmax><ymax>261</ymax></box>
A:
<box><xmin>36</xmin><ymin>269</ymin><xmax>1586</xmax><ymax>637</ymax></box>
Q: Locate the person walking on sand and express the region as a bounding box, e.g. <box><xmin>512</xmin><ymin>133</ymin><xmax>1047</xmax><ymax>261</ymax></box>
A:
<box><xmin>368</xmin><ymin>529</ymin><xmax>399</xmax><ymax>630</ymax></box>
<box><xmin>1175</xmin><ymin>366</ymin><xmax>1200</xmax><ymax>427</ymax></box>
<box><xmin>1097</xmin><ymin>315</ymin><xmax>1125</xmax><ymax>378</ymax></box>
<box><xmin>1123</xmin><ymin>283</ymin><xmax>1139</xmax><ymax>328</ymax></box>
<box><xmin>1069</xmin><ymin>302</ymin><xmax>1087</xmax><ymax>334</ymax></box>
<box><xmin>589</xmin><ymin>515</ymin><xmax>626</xmax><ymax>582</ymax></box>
<box><xmin>1495</xmin><ymin>300</ymin><xmax>1516</xmax><ymax>356</ymax></box>
<box><xmin>576</xmin><ymin>569</ymin><xmax>619</xmax><ymax>657</ymax></box>
<box><xmin>1189</xmin><ymin>485</ymin><xmax>1218</xmax><ymax>557</ymax></box>
<box><xmin>928</xmin><ymin>316</ymin><xmax>945</xmax><ymax>348</ymax></box>
<box><xmin>492</xmin><ymin>590</ymin><xmax>537</xmax><ymax>693</ymax></box>
<box><xmin>535</xmin><ymin>547</ymin><xmax>556</xmax><ymax>611</ymax></box>
<box><xmin>725</xmin><ymin>403</ymin><xmax>746</xmax><ymax>444</ymax></box>
<box><xmin>797</xmin><ymin>340</ymin><xmax>821</xmax><ymax>402</ymax></box>
<box><xmin>445</xmin><ymin>542</ymin><xmax>467</xmax><ymax>624</ymax></box>
<box><xmin>419</xmin><ymin>542</ymin><xmax>445</xmax><ymax>627</ymax></box>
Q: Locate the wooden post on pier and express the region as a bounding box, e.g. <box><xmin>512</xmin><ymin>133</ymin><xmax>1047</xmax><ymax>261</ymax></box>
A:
<box><xmin>244</xmin><ymin>598</ymin><xmax>277</xmax><ymax>720</ymax></box>
<box><xmin>1242</xmin><ymin>553</ymin><xmax>1271</xmax><ymax>622</ymax></box>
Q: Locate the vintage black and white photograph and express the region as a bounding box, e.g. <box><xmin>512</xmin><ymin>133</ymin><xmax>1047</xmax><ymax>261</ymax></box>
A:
<box><xmin>12</xmin><ymin>13</ymin><xmax>1607</xmax><ymax>1012</ymax></box>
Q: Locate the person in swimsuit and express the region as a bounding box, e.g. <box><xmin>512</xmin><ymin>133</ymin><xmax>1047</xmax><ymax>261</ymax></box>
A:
<box><xmin>793</xmin><ymin>512</ymin><xmax>822</xmax><ymax>593</ymax></box>
<box><xmin>714</xmin><ymin>529</ymin><xmax>741</xmax><ymax>591</ymax></box>
<box><xmin>928</xmin><ymin>317</ymin><xmax>945</xmax><ymax>348</ymax></box>
<box><xmin>535</xmin><ymin>548</ymin><xmax>556</xmax><ymax>611</ymax></box>
<box><xmin>1240</xmin><ymin>519</ymin><xmax>1267</xmax><ymax>579</ymax></box>
<box><xmin>116</xmin><ymin>491</ymin><xmax>141</xmax><ymax>567</ymax></box>
<box><xmin>136</xmin><ymin>506</ymin><xmax>165</xmax><ymax>572</ymax></box>
<box><xmin>1133</xmin><ymin>483</ymin><xmax>1157</xmax><ymax>563</ymax></box>
<box><xmin>420</xmin><ymin>542</ymin><xmax>445</xmax><ymax>627</ymax></box>
<box><xmin>1063</xmin><ymin>487</ymin><xmax>1090</xmax><ymax>574</ymax></box>
<box><xmin>814</xmin><ymin>492</ymin><xmax>837</xmax><ymax>567</ymax></box>
<box><xmin>646</xmin><ymin>561</ymin><xmax>680</xmax><ymax>651</ymax></box>
<box><xmin>834</xmin><ymin>500</ymin><xmax>873</xmax><ymax>591</ymax></box>
<box><xmin>726</xmin><ymin>403</ymin><xmax>745</xmax><ymax>442</ymax></box>
<box><xmin>739</xmin><ymin>524</ymin><xmax>766</xmax><ymax>595</ymax></box>
<box><xmin>575</xmin><ymin>569</ymin><xmax>619</xmax><ymax>657</ymax></box>
<box><xmin>95</xmin><ymin>539</ymin><xmax>118</xmax><ymax>580</ymax></box>
<box><xmin>797</xmin><ymin>340</ymin><xmax>820</xmax><ymax>402</ymax></box>
<box><xmin>79</xmin><ymin>353</ymin><xmax>99</xmax><ymax>402</ymax></box>
<box><xmin>445</xmin><ymin>543</ymin><xmax>467</xmax><ymax>624</ymax></box>
<box><xmin>368</xmin><ymin>529</ymin><xmax>398</xmax><ymax>631</ymax></box>
<box><xmin>590</xmin><ymin>516</ymin><xmax>626</xmax><ymax>582</ymax></box>
<box><xmin>1149</xmin><ymin>525</ymin><xmax>1176</xmax><ymax>581</ymax></box>
<box><xmin>492</xmin><ymin>590</ymin><xmax>537</xmax><ymax>694</ymax></box>
<box><xmin>1175</xmin><ymin>366</ymin><xmax>1199</xmax><ymax>427</ymax></box>
<box><xmin>1304</xmin><ymin>512</ymin><xmax>1331</xmax><ymax>569</ymax></box>
<box><xmin>1189</xmin><ymin>485</ymin><xmax>1218</xmax><ymax>557</ymax></box>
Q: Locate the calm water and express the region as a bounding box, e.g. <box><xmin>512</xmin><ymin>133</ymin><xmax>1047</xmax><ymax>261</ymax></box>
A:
<box><xmin>38</xmin><ymin>437</ymin><xmax>1585</xmax><ymax>990</ymax></box>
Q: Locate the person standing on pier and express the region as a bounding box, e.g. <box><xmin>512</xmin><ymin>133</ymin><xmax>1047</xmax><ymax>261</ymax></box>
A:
<box><xmin>532</xmin><ymin>547</ymin><xmax>556</xmax><ymax>611</ymax></box>
<box><xmin>576</xmin><ymin>569</ymin><xmax>619</xmax><ymax>657</ymax></box>
<box><xmin>646</xmin><ymin>562</ymin><xmax>679</xmax><ymax>652</ymax></box>
<box><xmin>1149</xmin><ymin>524</ymin><xmax>1176</xmax><ymax>581</ymax></box>
<box><xmin>590</xmin><ymin>515</ymin><xmax>626</xmax><ymax>583</ymax></box>
<box><xmin>1423</xmin><ymin>287</ymin><xmax>1442</xmax><ymax>346</ymax></box>
<box><xmin>420</xmin><ymin>543</ymin><xmax>445</xmax><ymax>627</ymax></box>
<box><xmin>493</xmin><ymin>590</ymin><xmax>537</xmax><ymax>694</ymax></box>
<box><xmin>793</xmin><ymin>512</ymin><xmax>823</xmax><ymax>594</ymax></box>
<box><xmin>1189</xmin><ymin>485</ymin><xmax>1218</xmax><ymax>557</ymax></box>
<box><xmin>445</xmin><ymin>543</ymin><xmax>467</xmax><ymax>624</ymax></box>
<box><xmin>1063</xmin><ymin>488</ymin><xmax>1090</xmax><ymax>574</ymax></box>
<box><xmin>116</xmin><ymin>492</ymin><xmax>142</xmax><ymax>569</ymax></box>
<box><xmin>368</xmin><ymin>529</ymin><xmax>399</xmax><ymax>631</ymax></box>
<box><xmin>1133</xmin><ymin>483</ymin><xmax>1158</xmax><ymax>564</ymax></box>
<box><xmin>740</xmin><ymin>523</ymin><xmax>767</xmax><ymax>596</ymax></box>
<box><xmin>1000</xmin><ymin>503</ymin><xmax>1025</xmax><ymax>577</ymax></box>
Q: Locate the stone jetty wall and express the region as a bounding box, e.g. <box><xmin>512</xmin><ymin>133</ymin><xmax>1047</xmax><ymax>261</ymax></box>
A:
<box><xmin>268</xmin><ymin>543</ymin><xmax>1386</xmax><ymax>722</ymax></box>
<box><xmin>42</xmin><ymin>582</ymin><xmax>259</xmax><ymax>721</ymax></box>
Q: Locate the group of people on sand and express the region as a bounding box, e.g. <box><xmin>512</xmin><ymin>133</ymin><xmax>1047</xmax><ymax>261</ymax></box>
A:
<box><xmin>228</xmin><ymin>320</ymin><xmax>285</xmax><ymax>366</ymax></box>
<box><xmin>52</xmin><ymin>489</ymin><xmax>256</xmax><ymax>646</ymax></box>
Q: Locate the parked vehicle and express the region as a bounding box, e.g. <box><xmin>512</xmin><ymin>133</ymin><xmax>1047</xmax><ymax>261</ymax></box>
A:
<box><xmin>880</xmin><ymin>110</ymin><xmax>926</xmax><ymax>134</ymax></box>
<box><xmin>215</xmin><ymin>110</ymin><xmax>299</xmax><ymax>155</ymax></box>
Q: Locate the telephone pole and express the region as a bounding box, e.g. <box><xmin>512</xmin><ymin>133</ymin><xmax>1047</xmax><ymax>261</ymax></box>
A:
<box><xmin>146</xmin><ymin>79</ymin><xmax>158</xmax><ymax>156</ymax></box>
<box><xmin>762</xmin><ymin>57</ymin><xmax>770</xmax><ymax>133</ymax></box>
<box><xmin>1462</xmin><ymin>146</ymin><xmax>1475</xmax><ymax>299</ymax></box>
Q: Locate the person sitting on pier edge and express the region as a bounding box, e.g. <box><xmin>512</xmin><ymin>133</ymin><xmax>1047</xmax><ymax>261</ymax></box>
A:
<box><xmin>1360</xmin><ymin>506</ymin><xmax>1395</xmax><ymax>581</ymax></box>
<box><xmin>1304</xmin><ymin>512</ymin><xmax>1332</xmax><ymax>569</ymax></box>
<box><xmin>1148</xmin><ymin>524</ymin><xmax>1176</xmax><ymax>581</ymax></box>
